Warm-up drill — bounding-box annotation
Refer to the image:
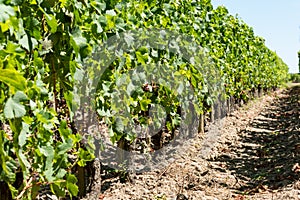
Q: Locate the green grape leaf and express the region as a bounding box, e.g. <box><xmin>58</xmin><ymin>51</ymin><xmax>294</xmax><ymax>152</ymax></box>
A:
<box><xmin>19</xmin><ymin>34</ymin><xmax>38</xmax><ymax>51</ymax></box>
<box><xmin>50</xmin><ymin>182</ymin><xmax>66</xmax><ymax>197</ymax></box>
<box><xmin>39</xmin><ymin>146</ymin><xmax>54</xmax><ymax>158</ymax></box>
<box><xmin>57</xmin><ymin>139</ymin><xmax>73</xmax><ymax>155</ymax></box>
<box><xmin>70</xmin><ymin>29</ymin><xmax>87</xmax><ymax>55</ymax></box>
<box><xmin>140</xmin><ymin>99</ymin><xmax>151</xmax><ymax>111</ymax></box>
<box><xmin>18</xmin><ymin>122</ymin><xmax>29</xmax><ymax>147</ymax></box>
<box><xmin>135</xmin><ymin>51</ymin><xmax>148</xmax><ymax>65</ymax></box>
<box><xmin>4</xmin><ymin>91</ymin><xmax>28</xmax><ymax>119</ymax></box>
<box><xmin>0</xmin><ymin>4</ymin><xmax>15</xmax><ymax>22</ymax></box>
<box><xmin>106</xmin><ymin>9</ymin><xmax>116</xmax><ymax>17</ymax></box>
<box><xmin>45</xmin><ymin>13</ymin><xmax>58</xmax><ymax>33</ymax></box>
<box><xmin>0</xmin><ymin>69</ymin><xmax>26</xmax><ymax>91</ymax></box>
<box><xmin>13</xmin><ymin>91</ymin><xmax>28</xmax><ymax>102</ymax></box>
<box><xmin>66</xmin><ymin>174</ymin><xmax>78</xmax><ymax>197</ymax></box>
<box><xmin>55</xmin><ymin>169</ymin><xmax>67</xmax><ymax>179</ymax></box>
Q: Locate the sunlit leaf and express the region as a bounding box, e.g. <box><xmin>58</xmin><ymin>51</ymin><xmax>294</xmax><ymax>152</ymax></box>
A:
<box><xmin>0</xmin><ymin>69</ymin><xmax>26</xmax><ymax>91</ymax></box>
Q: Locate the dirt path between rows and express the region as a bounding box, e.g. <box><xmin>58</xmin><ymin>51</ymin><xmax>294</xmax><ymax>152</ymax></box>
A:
<box><xmin>91</xmin><ymin>85</ymin><xmax>300</xmax><ymax>200</ymax></box>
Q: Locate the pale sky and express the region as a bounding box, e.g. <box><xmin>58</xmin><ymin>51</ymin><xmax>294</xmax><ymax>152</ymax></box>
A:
<box><xmin>211</xmin><ymin>0</ymin><xmax>300</xmax><ymax>73</ymax></box>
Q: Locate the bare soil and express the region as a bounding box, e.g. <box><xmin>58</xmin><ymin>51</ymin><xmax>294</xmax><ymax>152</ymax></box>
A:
<box><xmin>85</xmin><ymin>85</ymin><xmax>300</xmax><ymax>200</ymax></box>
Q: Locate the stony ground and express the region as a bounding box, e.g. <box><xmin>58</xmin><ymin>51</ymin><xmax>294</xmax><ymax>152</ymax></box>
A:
<box><xmin>86</xmin><ymin>85</ymin><xmax>300</xmax><ymax>200</ymax></box>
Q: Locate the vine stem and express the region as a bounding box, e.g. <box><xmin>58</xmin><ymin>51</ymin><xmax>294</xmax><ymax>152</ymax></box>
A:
<box><xmin>16</xmin><ymin>178</ymin><xmax>66</xmax><ymax>200</ymax></box>
<box><xmin>16</xmin><ymin>177</ymin><xmax>33</xmax><ymax>200</ymax></box>
<box><xmin>51</xmin><ymin>56</ymin><xmax>58</xmax><ymax>112</ymax></box>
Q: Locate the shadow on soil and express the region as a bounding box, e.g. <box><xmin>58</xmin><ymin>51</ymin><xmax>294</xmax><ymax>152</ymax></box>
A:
<box><xmin>214</xmin><ymin>85</ymin><xmax>300</xmax><ymax>194</ymax></box>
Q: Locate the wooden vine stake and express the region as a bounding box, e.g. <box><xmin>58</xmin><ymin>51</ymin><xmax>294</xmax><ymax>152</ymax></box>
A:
<box><xmin>198</xmin><ymin>114</ymin><xmax>205</xmax><ymax>134</ymax></box>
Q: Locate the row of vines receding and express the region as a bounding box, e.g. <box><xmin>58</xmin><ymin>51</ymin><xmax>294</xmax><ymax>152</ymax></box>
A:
<box><xmin>0</xmin><ymin>0</ymin><xmax>288</xmax><ymax>199</ymax></box>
